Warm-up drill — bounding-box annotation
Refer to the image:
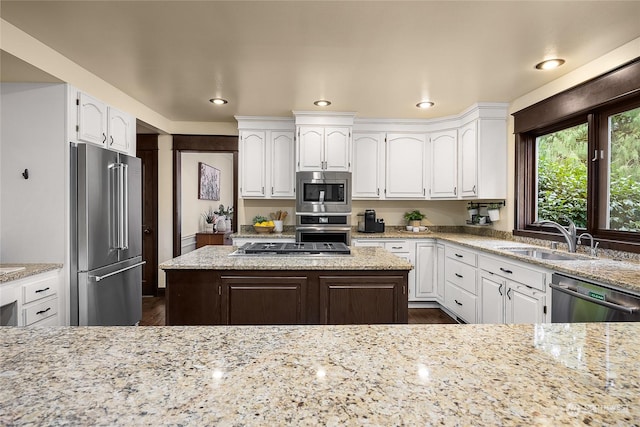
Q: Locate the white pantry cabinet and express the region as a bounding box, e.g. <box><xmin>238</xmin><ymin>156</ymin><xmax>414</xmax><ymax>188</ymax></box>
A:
<box><xmin>76</xmin><ymin>91</ymin><xmax>135</xmax><ymax>154</ymax></box>
<box><xmin>385</xmin><ymin>133</ymin><xmax>427</xmax><ymax>199</ymax></box>
<box><xmin>352</xmin><ymin>132</ymin><xmax>385</xmax><ymax>199</ymax></box>
<box><xmin>237</xmin><ymin>117</ymin><xmax>296</xmax><ymax>199</ymax></box>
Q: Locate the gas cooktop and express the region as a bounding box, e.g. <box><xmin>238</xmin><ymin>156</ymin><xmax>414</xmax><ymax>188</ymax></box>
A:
<box><xmin>234</xmin><ymin>242</ymin><xmax>351</xmax><ymax>256</ymax></box>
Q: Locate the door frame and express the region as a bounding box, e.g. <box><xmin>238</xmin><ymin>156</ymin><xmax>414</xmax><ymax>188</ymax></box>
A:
<box><xmin>172</xmin><ymin>135</ymin><xmax>238</xmax><ymax>257</ymax></box>
<box><xmin>137</xmin><ymin>134</ymin><xmax>159</xmax><ymax>296</ymax></box>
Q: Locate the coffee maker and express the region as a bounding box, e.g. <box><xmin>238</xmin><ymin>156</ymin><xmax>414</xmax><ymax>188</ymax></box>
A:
<box><xmin>357</xmin><ymin>209</ymin><xmax>385</xmax><ymax>233</ymax></box>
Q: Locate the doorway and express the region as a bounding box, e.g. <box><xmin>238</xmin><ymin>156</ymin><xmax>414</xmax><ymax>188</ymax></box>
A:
<box><xmin>137</xmin><ymin>135</ymin><xmax>159</xmax><ymax>296</ymax></box>
<box><xmin>172</xmin><ymin>135</ymin><xmax>238</xmax><ymax>257</ymax></box>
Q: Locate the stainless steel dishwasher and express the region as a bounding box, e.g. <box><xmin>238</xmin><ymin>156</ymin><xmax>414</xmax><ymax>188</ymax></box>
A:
<box><xmin>550</xmin><ymin>273</ymin><xmax>640</xmax><ymax>322</ymax></box>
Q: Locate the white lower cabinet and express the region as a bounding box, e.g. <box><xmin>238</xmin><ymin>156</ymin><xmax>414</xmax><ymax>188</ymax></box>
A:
<box><xmin>3</xmin><ymin>269</ymin><xmax>62</xmax><ymax>327</ymax></box>
<box><xmin>436</xmin><ymin>243</ymin><xmax>445</xmax><ymax>303</ymax></box>
<box><xmin>478</xmin><ymin>254</ymin><xmax>548</xmax><ymax>324</ymax></box>
<box><xmin>443</xmin><ymin>244</ymin><xmax>477</xmax><ymax>323</ymax></box>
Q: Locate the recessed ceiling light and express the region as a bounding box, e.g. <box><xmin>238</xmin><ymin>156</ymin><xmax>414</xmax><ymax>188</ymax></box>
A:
<box><xmin>313</xmin><ymin>100</ymin><xmax>331</xmax><ymax>107</ymax></box>
<box><xmin>534</xmin><ymin>58</ymin><xmax>565</xmax><ymax>70</ymax></box>
<box><xmin>209</xmin><ymin>98</ymin><xmax>228</xmax><ymax>105</ymax></box>
<box><xmin>416</xmin><ymin>101</ymin><xmax>435</xmax><ymax>109</ymax></box>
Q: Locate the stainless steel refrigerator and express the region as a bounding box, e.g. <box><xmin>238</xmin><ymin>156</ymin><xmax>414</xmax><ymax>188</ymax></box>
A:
<box><xmin>70</xmin><ymin>143</ymin><xmax>143</xmax><ymax>326</ymax></box>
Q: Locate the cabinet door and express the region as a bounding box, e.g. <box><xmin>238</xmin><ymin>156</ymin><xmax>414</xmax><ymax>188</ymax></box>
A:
<box><xmin>430</xmin><ymin>129</ymin><xmax>458</xmax><ymax>198</ymax></box>
<box><xmin>352</xmin><ymin>133</ymin><xmax>384</xmax><ymax>199</ymax></box>
<box><xmin>459</xmin><ymin>121</ymin><xmax>478</xmax><ymax>197</ymax></box>
<box><xmin>166</xmin><ymin>270</ymin><xmax>219</xmax><ymax>325</ymax></box>
<box><xmin>324</xmin><ymin>127</ymin><xmax>351</xmax><ymax>171</ymax></box>
<box><xmin>297</xmin><ymin>126</ymin><xmax>324</xmax><ymax>170</ymax></box>
<box><xmin>107</xmin><ymin>106</ymin><xmax>132</xmax><ymax>153</ymax></box>
<box><xmin>436</xmin><ymin>244</ymin><xmax>445</xmax><ymax>303</ymax></box>
<box><xmin>506</xmin><ymin>282</ymin><xmax>546</xmax><ymax>324</ymax></box>
<box><xmin>240</xmin><ymin>130</ymin><xmax>266</xmax><ymax>197</ymax></box>
<box><xmin>479</xmin><ymin>271</ymin><xmax>505</xmax><ymax>324</ymax></box>
<box><xmin>385</xmin><ymin>133</ymin><xmax>426</xmax><ymax>198</ymax></box>
<box><xmin>77</xmin><ymin>92</ymin><xmax>108</xmax><ymax>146</ymax></box>
<box><xmin>270</xmin><ymin>131</ymin><xmax>295</xmax><ymax>198</ymax></box>
<box><xmin>221</xmin><ymin>276</ymin><xmax>307</xmax><ymax>325</ymax></box>
<box><xmin>320</xmin><ymin>275</ymin><xmax>405</xmax><ymax>324</ymax></box>
<box><xmin>415</xmin><ymin>242</ymin><xmax>436</xmax><ymax>300</ymax></box>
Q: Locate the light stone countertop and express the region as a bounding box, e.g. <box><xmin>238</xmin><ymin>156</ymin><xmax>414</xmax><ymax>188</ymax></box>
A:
<box><xmin>1</xmin><ymin>323</ymin><xmax>638</xmax><ymax>425</ymax></box>
<box><xmin>160</xmin><ymin>246</ymin><xmax>413</xmax><ymax>271</ymax></box>
<box><xmin>0</xmin><ymin>263</ymin><xmax>62</xmax><ymax>284</ymax></box>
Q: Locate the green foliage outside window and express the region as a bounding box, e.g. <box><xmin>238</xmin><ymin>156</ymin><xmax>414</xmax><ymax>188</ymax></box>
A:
<box><xmin>537</xmin><ymin>108</ymin><xmax>640</xmax><ymax>232</ymax></box>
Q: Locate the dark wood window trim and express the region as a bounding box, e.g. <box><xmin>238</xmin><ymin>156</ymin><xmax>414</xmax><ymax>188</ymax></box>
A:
<box><xmin>172</xmin><ymin>134</ymin><xmax>238</xmax><ymax>257</ymax></box>
<box><xmin>513</xmin><ymin>57</ymin><xmax>640</xmax><ymax>253</ymax></box>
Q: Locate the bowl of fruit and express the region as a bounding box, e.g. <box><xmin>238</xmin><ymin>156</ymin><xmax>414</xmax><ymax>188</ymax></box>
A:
<box><xmin>253</xmin><ymin>216</ymin><xmax>275</xmax><ymax>234</ymax></box>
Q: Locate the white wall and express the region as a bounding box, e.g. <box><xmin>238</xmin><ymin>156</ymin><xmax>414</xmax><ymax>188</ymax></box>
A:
<box><xmin>181</xmin><ymin>153</ymin><xmax>234</xmax><ymax>235</ymax></box>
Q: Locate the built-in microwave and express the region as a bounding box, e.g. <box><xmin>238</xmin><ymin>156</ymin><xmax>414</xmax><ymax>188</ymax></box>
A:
<box><xmin>295</xmin><ymin>171</ymin><xmax>352</xmax><ymax>214</ymax></box>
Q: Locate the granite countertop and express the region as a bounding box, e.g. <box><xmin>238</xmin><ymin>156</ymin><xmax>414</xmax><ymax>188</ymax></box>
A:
<box><xmin>1</xmin><ymin>323</ymin><xmax>638</xmax><ymax>425</ymax></box>
<box><xmin>160</xmin><ymin>246</ymin><xmax>413</xmax><ymax>271</ymax></box>
<box><xmin>0</xmin><ymin>263</ymin><xmax>62</xmax><ymax>284</ymax></box>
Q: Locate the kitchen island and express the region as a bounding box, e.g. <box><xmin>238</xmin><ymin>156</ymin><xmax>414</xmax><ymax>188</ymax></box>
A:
<box><xmin>1</xmin><ymin>323</ymin><xmax>638</xmax><ymax>425</ymax></box>
<box><xmin>160</xmin><ymin>246</ymin><xmax>412</xmax><ymax>325</ymax></box>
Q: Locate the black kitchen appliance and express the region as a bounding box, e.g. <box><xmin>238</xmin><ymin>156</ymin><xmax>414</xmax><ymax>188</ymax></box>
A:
<box><xmin>357</xmin><ymin>209</ymin><xmax>385</xmax><ymax>233</ymax></box>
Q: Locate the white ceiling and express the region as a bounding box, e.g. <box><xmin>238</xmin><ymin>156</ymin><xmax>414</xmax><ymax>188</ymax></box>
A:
<box><xmin>2</xmin><ymin>1</ymin><xmax>640</xmax><ymax>125</ymax></box>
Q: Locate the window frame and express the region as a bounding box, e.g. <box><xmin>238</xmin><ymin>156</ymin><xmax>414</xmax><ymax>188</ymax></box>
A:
<box><xmin>514</xmin><ymin>58</ymin><xmax>640</xmax><ymax>253</ymax></box>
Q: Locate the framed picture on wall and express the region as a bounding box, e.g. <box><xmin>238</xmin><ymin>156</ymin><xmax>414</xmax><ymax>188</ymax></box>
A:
<box><xmin>198</xmin><ymin>162</ymin><xmax>220</xmax><ymax>200</ymax></box>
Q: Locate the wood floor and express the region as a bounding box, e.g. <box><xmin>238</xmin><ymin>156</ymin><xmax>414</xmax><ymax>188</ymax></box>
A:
<box><xmin>141</xmin><ymin>296</ymin><xmax>457</xmax><ymax>326</ymax></box>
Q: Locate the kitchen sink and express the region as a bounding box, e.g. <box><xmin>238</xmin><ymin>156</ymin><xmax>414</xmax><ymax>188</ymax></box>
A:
<box><xmin>498</xmin><ymin>247</ymin><xmax>587</xmax><ymax>261</ymax></box>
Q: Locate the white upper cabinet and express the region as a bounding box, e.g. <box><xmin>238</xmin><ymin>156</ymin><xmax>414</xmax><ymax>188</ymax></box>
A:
<box><xmin>76</xmin><ymin>91</ymin><xmax>135</xmax><ymax>154</ymax></box>
<box><xmin>297</xmin><ymin>125</ymin><xmax>350</xmax><ymax>171</ymax></box>
<box><xmin>107</xmin><ymin>106</ymin><xmax>133</xmax><ymax>153</ymax></box>
<box><xmin>270</xmin><ymin>131</ymin><xmax>295</xmax><ymax>198</ymax></box>
<box><xmin>77</xmin><ymin>92</ymin><xmax>108</xmax><ymax>146</ymax></box>
<box><xmin>352</xmin><ymin>132</ymin><xmax>385</xmax><ymax>199</ymax></box>
<box><xmin>458</xmin><ymin>121</ymin><xmax>478</xmax><ymax>197</ymax></box>
<box><xmin>430</xmin><ymin>129</ymin><xmax>458</xmax><ymax>198</ymax></box>
<box><xmin>293</xmin><ymin>111</ymin><xmax>355</xmax><ymax>172</ymax></box>
<box><xmin>385</xmin><ymin>133</ymin><xmax>427</xmax><ymax>198</ymax></box>
<box><xmin>240</xmin><ymin>130</ymin><xmax>267</xmax><ymax>197</ymax></box>
<box><xmin>237</xmin><ymin>117</ymin><xmax>296</xmax><ymax>199</ymax></box>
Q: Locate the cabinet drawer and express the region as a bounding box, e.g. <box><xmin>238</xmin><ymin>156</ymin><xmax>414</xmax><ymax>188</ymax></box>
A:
<box><xmin>445</xmin><ymin>283</ymin><xmax>476</xmax><ymax>323</ymax></box>
<box><xmin>352</xmin><ymin>240</ymin><xmax>385</xmax><ymax>248</ymax></box>
<box><xmin>384</xmin><ymin>241</ymin><xmax>413</xmax><ymax>252</ymax></box>
<box><xmin>445</xmin><ymin>258</ymin><xmax>477</xmax><ymax>295</ymax></box>
<box><xmin>22</xmin><ymin>275</ymin><xmax>58</xmax><ymax>304</ymax></box>
<box><xmin>445</xmin><ymin>245</ymin><xmax>477</xmax><ymax>267</ymax></box>
<box><xmin>479</xmin><ymin>256</ymin><xmax>546</xmax><ymax>292</ymax></box>
<box><xmin>23</xmin><ymin>298</ymin><xmax>58</xmax><ymax>326</ymax></box>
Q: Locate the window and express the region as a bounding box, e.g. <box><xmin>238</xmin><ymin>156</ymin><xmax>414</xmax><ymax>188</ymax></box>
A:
<box><xmin>514</xmin><ymin>58</ymin><xmax>640</xmax><ymax>252</ymax></box>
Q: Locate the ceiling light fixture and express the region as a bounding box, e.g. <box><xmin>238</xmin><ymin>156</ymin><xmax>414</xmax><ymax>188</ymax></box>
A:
<box><xmin>313</xmin><ymin>100</ymin><xmax>331</xmax><ymax>107</ymax></box>
<box><xmin>209</xmin><ymin>98</ymin><xmax>228</xmax><ymax>105</ymax></box>
<box><xmin>416</xmin><ymin>101</ymin><xmax>435</xmax><ymax>109</ymax></box>
<box><xmin>534</xmin><ymin>58</ymin><xmax>565</xmax><ymax>70</ymax></box>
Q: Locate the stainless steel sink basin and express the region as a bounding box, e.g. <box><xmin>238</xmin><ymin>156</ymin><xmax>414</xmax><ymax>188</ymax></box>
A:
<box><xmin>499</xmin><ymin>247</ymin><xmax>587</xmax><ymax>261</ymax></box>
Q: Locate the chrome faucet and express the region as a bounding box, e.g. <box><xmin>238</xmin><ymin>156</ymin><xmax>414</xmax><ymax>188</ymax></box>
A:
<box><xmin>535</xmin><ymin>218</ymin><xmax>578</xmax><ymax>252</ymax></box>
<box><xmin>578</xmin><ymin>232</ymin><xmax>599</xmax><ymax>257</ymax></box>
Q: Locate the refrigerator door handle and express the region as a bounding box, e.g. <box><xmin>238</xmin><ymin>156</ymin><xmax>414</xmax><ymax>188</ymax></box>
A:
<box><xmin>122</xmin><ymin>163</ymin><xmax>129</xmax><ymax>249</ymax></box>
<box><xmin>89</xmin><ymin>261</ymin><xmax>146</xmax><ymax>282</ymax></box>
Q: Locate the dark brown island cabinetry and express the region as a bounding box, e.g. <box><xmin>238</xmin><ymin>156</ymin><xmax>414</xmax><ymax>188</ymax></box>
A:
<box><xmin>165</xmin><ymin>270</ymin><xmax>408</xmax><ymax>325</ymax></box>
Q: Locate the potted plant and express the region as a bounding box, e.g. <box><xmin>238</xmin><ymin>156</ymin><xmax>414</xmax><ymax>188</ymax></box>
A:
<box><xmin>201</xmin><ymin>207</ymin><xmax>216</xmax><ymax>231</ymax></box>
<box><xmin>487</xmin><ymin>203</ymin><xmax>502</xmax><ymax>222</ymax></box>
<box><xmin>403</xmin><ymin>210</ymin><xmax>426</xmax><ymax>228</ymax></box>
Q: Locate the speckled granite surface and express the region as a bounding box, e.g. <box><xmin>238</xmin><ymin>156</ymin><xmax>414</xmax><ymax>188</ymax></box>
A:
<box><xmin>1</xmin><ymin>323</ymin><xmax>638</xmax><ymax>425</ymax></box>
<box><xmin>160</xmin><ymin>246</ymin><xmax>413</xmax><ymax>271</ymax></box>
<box><xmin>0</xmin><ymin>263</ymin><xmax>61</xmax><ymax>284</ymax></box>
